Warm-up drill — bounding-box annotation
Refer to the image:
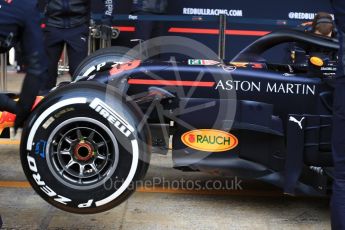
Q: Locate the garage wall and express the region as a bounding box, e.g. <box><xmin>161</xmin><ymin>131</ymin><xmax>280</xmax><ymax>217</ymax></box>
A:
<box><xmin>92</xmin><ymin>0</ymin><xmax>333</xmax><ymax>59</ymax></box>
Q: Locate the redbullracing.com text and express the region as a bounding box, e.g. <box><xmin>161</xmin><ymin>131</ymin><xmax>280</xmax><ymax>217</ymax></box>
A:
<box><xmin>183</xmin><ymin>8</ymin><xmax>243</xmax><ymax>17</ymax></box>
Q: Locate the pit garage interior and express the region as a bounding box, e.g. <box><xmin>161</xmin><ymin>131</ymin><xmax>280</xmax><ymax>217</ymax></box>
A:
<box><xmin>0</xmin><ymin>0</ymin><xmax>338</xmax><ymax>229</ymax></box>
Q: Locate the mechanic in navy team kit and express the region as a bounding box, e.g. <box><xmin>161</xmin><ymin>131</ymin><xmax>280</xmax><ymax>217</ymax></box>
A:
<box><xmin>330</xmin><ymin>0</ymin><xmax>345</xmax><ymax>229</ymax></box>
<box><xmin>132</xmin><ymin>0</ymin><xmax>168</xmax><ymax>43</ymax></box>
<box><xmin>0</xmin><ymin>0</ymin><xmax>47</xmax><ymax>128</ymax></box>
<box><xmin>41</xmin><ymin>0</ymin><xmax>115</xmax><ymax>91</ymax></box>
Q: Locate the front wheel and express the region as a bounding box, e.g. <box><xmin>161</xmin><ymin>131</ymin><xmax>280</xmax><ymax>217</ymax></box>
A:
<box><xmin>20</xmin><ymin>82</ymin><xmax>151</xmax><ymax>214</ymax></box>
<box><xmin>73</xmin><ymin>46</ymin><xmax>137</xmax><ymax>81</ymax></box>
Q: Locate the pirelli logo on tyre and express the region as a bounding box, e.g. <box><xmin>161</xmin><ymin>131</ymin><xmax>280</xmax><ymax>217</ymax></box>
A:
<box><xmin>181</xmin><ymin>129</ymin><xmax>238</xmax><ymax>152</ymax></box>
<box><xmin>89</xmin><ymin>98</ymin><xmax>135</xmax><ymax>138</ymax></box>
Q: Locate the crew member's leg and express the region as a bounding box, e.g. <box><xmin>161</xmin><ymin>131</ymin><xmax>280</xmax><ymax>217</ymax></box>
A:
<box><xmin>332</xmin><ymin>80</ymin><xmax>345</xmax><ymax>230</ymax></box>
<box><xmin>65</xmin><ymin>24</ymin><xmax>89</xmax><ymax>77</ymax></box>
<box><xmin>330</xmin><ymin>0</ymin><xmax>345</xmax><ymax>229</ymax></box>
<box><xmin>150</xmin><ymin>18</ymin><xmax>165</xmax><ymax>58</ymax></box>
<box><xmin>43</xmin><ymin>27</ymin><xmax>64</xmax><ymax>91</ymax></box>
<box><xmin>134</xmin><ymin>19</ymin><xmax>154</xmax><ymax>41</ymax></box>
<box><xmin>15</xmin><ymin>1</ymin><xmax>48</xmax><ymax>127</ymax></box>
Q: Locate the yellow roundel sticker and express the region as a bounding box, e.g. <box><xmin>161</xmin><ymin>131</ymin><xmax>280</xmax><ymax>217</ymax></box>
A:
<box><xmin>181</xmin><ymin>129</ymin><xmax>238</xmax><ymax>152</ymax></box>
<box><xmin>310</xmin><ymin>56</ymin><xmax>324</xmax><ymax>67</ymax></box>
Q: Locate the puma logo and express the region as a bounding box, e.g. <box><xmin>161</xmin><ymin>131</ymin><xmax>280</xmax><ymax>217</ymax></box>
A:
<box><xmin>289</xmin><ymin>116</ymin><xmax>305</xmax><ymax>130</ymax></box>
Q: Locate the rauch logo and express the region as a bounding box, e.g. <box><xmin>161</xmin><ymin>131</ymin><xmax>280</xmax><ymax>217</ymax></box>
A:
<box><xmin>181</xmin><ymin>129</ymin><xmax>238</xmax><ymax>152</ymax></box>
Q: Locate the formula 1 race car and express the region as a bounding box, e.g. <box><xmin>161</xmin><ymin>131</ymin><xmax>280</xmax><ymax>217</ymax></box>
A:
<box><xmin>13</xmin><ymin>29</ymin><xmax>339</xmax><ymax>214</ymax></box>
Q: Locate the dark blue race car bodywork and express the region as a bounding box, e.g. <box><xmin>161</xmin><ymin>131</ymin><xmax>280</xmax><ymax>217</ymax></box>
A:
<box><xmin>18</xmin><ymin>29</ymin><xmax>340</xmax><ymax>214</ymax></box>
<box><xmin>76</xmin><ymin>29</ymin><xmax>339</xmax><ymax>195</ymax></box>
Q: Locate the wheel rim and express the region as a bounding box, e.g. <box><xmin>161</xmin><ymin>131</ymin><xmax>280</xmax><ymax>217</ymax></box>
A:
<box><xmin>46</xmin><ymin>117</ymin><xmax>119</xmax><ymax>190</ymax></box>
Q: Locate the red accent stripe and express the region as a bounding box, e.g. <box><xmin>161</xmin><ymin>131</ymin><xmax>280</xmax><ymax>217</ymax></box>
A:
<box><xmin>168</xmin><ymin>27</ymin><xmax>270</xmax><ymax>36</ymax></box>
<box><xmin>117</xmin><ymin>26</ymin><xmax>136</xmax><ymax>32</ymax></box>
<box><xmin>128</xmin><ymin>79</ymin><xmax>215</xmax><ymax>87</ymax></box>
<box><xmin>115</xmin><ymin>26</ymin><xmax>269</xmax><ymax>36</ymax></box>
<box><xmin>228</xmin><ymin>30</ymin><xmax>270</xmax><ymax>36</ymax></box>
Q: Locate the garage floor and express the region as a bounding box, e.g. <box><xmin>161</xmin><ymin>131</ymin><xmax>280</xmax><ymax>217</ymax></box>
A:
<box><xmin>0</xmin><ymin>72</ymin><xmax>331</xmax><ymax>230</ymax></box>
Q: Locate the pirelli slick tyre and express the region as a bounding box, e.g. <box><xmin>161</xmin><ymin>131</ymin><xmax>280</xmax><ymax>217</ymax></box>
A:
<box><xmin>73</xmin><ymin>46</ymin><xmax>136</xmax><ymax>81</ymax></box>
<box><xmin>20</xmin><ymin>82</ymin><xmax>151</xmax><ymax>214</ymax></box>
